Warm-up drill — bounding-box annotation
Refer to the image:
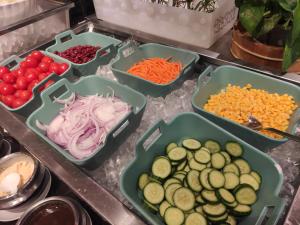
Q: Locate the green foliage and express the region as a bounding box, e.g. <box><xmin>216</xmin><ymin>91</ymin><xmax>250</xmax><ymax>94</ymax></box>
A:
<box><xmin>236</xmin><ymin>0</ymin><xmax>300</xmax><ymax>71</ymax></box>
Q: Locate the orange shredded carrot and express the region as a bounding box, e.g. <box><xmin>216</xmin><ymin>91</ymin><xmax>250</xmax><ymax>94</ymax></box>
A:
<box><xmin>127</xmin><ymin>57</ymin><xmax>182</xmax><ymax>84</ymax></box>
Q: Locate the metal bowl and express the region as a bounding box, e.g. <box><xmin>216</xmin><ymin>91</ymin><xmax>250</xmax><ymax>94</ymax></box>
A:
<box><xmin>0</xmin><ymin>153</ymin><xmax>45</xmax><ymax>209</ymax></box>
<box><xmin>16</xmin><ymin>196</ymin><xmax>92</xmax><ymax>225</ymax></box>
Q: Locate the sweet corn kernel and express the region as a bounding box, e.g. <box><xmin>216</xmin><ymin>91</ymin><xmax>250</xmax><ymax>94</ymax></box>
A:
<box><xmin>203</xmin><ymin>84</ymin><xmax>298</xmax><ymax>139</ymax></box>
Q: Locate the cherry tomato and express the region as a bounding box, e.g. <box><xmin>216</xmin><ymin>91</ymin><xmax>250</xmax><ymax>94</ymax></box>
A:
<box><xmin>2</xmin><ymin>95</ymin><xmax>15</xmax><ymax>107</ymax></box>
<box><xmin>38</xmin><ymin>62</ymin><xmax>50</xmax><ymax>72</ymax></box>
<box><xmin>25</xmin><ymin>56</ymin><xmax>39</xmax><ymax>68</ymax></box>
<box><xmin>44</xmin><ymin>80</ymin><xmax>55</xmax><ymax>89</ymax></box>
<box><xmin>0</xmin><ymin>66</ymin><xmax>10</xmax><ymax>79</ymax></box>
<box><xmin>49</xmin><ymin>62</ymin><xmax>60</xmax><ymax>75</ymax></box>
<box><xmin>38</xmin><ymin>73</ymin><xmax>49</xmax><ymax>81</ymax></box>
<box><xmin>31</xmin><ymin>51</ymin><xmax>44</xmax><ymax>61</ymax></box>
<box><xmin>25</xmin><ymin>69</ymin><xmax>38</xmax><ymax>83</ymax></box>
<box><xmin>15</xmin><ymin>68</ymin><xmax>26</xmax><ymax>77</ymax></box>
<box><xmin>41</xmin><ymin>56</ymin><xmax>54</xmax><ymax>64</ymax></box>
<box><xmin>0</xmin><ymin>83</ymin><xmax>15</xmax><ymax>95</ymax></box>
<box><xmin>27</xmin><ymin>80</ymin><xmax>39</xmax><ymax>91</ymax></box>
<box><xmin>14</xmin><ymin>90</ymin><xmax>22</xmax><ymax>98</ymax></box>
<box><xmin>16</xmin><ymin>77</ymin><xmax>28</xmax><ymax>90</ymax></box>
<box><xmin>59</xmin><ymin>63</ymin><xmax>69</xmax><ymax>75</ymax></box>
<box><xmin>20</xmin><ymin>61</ymin><xmax>29</xmax><ymax>69</ymax></box>
<box><xmin>12</xmin><ymin>98</ymin><xmax>26</xmax><ymax>109</ymax></box>
<box><xmin>2</xmin><ymin>73</ymin><xmax>16</xmax><ymax>84</ymax></box>
<box><xmin>19</xmin><ymin>90</ymin><xmax>32</xmax><ymax>101</ymax></box>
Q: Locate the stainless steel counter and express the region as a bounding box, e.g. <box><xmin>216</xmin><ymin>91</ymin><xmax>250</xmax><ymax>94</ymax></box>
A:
<box><xmin>0</xmin><ymin>18</ymin><xmax>299</xmax><ymax>225</ymax></box>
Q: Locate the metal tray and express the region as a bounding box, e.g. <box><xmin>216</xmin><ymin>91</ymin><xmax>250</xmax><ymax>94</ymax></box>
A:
<box><xmin>0</xmin><ymin>19</ymin><xmax>299</xmax><ymax>225</ymax></box>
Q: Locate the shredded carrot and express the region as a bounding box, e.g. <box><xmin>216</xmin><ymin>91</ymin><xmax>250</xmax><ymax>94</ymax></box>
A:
<box><xmin>127</xmin><ymin>57</ymin><xmax>182</xmax><ymax>84</ymax></box>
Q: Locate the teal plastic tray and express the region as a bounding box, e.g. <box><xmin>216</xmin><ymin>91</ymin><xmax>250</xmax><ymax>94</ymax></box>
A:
<box><xmin>46</xmin><ymin>30</ymin><xmax>121</xmax><ymax>76</ymax></box>
<box><xmin>192</xmin><ymin>66</ymin><xmax>300</xmax><ymax>151</ymax></box>
<box><xmin>0</xmin><ymin>51</ymin><xmax>73</xmax><ymax>117</ymax></box>
<box><xmin>26</xmin><ymin>75</ymin><xmax>147</xmax><ymax>166</ymax></box>
<box><xmin>111</xmin><ymin>42</ymin><xmax>200</xmax><ymax>97</ymax></box>
<box><xmin>121</xmin><ymin>112</ymin><xmax>284</xmax><ymax>225</ymax></box>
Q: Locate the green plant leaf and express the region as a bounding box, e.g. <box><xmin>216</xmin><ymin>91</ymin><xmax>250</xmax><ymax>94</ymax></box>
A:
<box><xmin>239</xmin><ymin>3</ymin><xmax>265</xmax><ymax>35</ymax></box>
<box><xmin>255</xmin><ymin>14</ymin><xmax>282</xmax><ymax>37</ymax></box>
<box><xmin>291</xmin><ymin>0</ymin><xmax>300</xmax><ymax>44</ymax></box>
<box><xmin>283</xmin><ymin>35</ymin><xmax>300</xmax><ymax>71</ymax></box>
<box><xmin>277</xmin><ymin>0</ymin><xmax>297</xmax><ymax>12</ymax></box>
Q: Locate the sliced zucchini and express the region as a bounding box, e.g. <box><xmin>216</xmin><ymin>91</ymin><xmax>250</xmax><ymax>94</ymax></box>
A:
<box><xmin>234</xmin><ymin>159</ymin><xmax>251</xmax><ymax>174</ymax></box>
<box><xmin>194</xmin><ymin>149</ymin><xmax>211</xmax><ymax>164</ymax></box>
<box><xmin>152</xmin><ymin>157</ymin><xmax>172</xmax><ymax>179</ymax></box>
<box><xmin>187</xmin><ymin>151</ymin><xmax>194</xmax><ymax>160</ymax></box>
<box><xmin>225</xmin><ymin>142</ymin><xmax>243</xmax><ymax>157</ymax></box>
<box><xmin>164</xmin><ymin>178</ymin><xmax>181</xmax><ymax>189</ymax></box>
<box><xmin>164</xmin><ymin>207</ymin><xmax>185</xmax><ymax>225</ymax></box>
<box><xmin>173</xmin><ymin>173</ymin><xmax>186</xmax><ymax>182</ymax></box>
<box><xmin>231</xmin><ymin>204</ymin><xmax>252</xmax><ymax>216</ymax></box>
<box><xmin>144</xmin><ymin>200</ymin><xmax>159</xmax><ymax>213</ymax></box>
<box><xmin>201</xmin><ymin>190</ymin><xmax>218</xmax><ymax>203</ymax></box>
<box><xmin>189</xmin><ymin>158</ymin><xmax>206</xmax><ymax>171</ymax></box>
<box><xmin>224</xmin><ymin>200</ymin><xmax>238</xmax><ymax>208</ymax></box>
<box><xmin>240</xmin><ymin>174</ymin><xmax>260</xmax><ymax>191</ymax></box>
<box><xmin>175</xmin><ymin>171</ymin><xmax>188</xmax><ymax>176</ymax></box>
<box><xmin>185</xmin><ymin>209</ymin><xmax>196</xmax><ymax>215</ymax></box>
<box><xmin>184</xmin><ymin>164</ymin><xmax>191</xmax><ymax>172</ymax></box>
<box><xmin>182</xmin><ymin>138</ymin><xmax>201</xmax><ymax>150</ymax></box>
<box><xmin>173</xmin><ymin>187</ymin><xmax>195</xmax><ymax>211</ymax></box>
<box><xmin>211</xmin><ymin>153</ymin><xmax>226</xmax><ymax>169</ymax></box>
<box><xmin>138</xmin><ymin>173</ymin><xmax>150</xmax><ymax>190</ymax></box>
<box><xmin>220</xmin><ymin>151</ymin><xmax>231</xmax><ymax>165</ymax></box>
<box><xmin>196</xmin><ymin>195</ymin><xmax>206</xmax><ymax>205</ymax></box>
<box><xmin>223</xmin><ymin>163</ymin><xmax>240</xmax><ymax>176</ymax></box>
<box><xmin>168</xmin><ymin>147</ymin><xmax>187</xmax><ymax>162</ymax></box>
<box><xmin>224</xmin><ymin>172</ymin><xmax>239</xmax><ymax>190</ymax></box>
<box><xmin>177</xmin><ymin>160</ymin><xmax>187</xmax><ymax>171</ymax></box>
<box><xmin>195</xmin><ymin>206</ymin><xmax>204</xmax><ymax>214</ymax></box>
<box><xmin>160</xmin><ymin>200</ymin><xmax>171</xmax><ymax>217</ymax></box>
<box><xmin>166</xmin><ymin>142</ymin><xmax>178</xmax><ymax>154</ymax></box>
<box><xmin>143</xmin><ymin>182</ymin><xmax>164</xmax><ymax>205</ymax></box>
<box><xmin>165</xmin><ymin>183</ymin><xmax>182</xmax><ymax>205</ymax></box>
<box><xmin>149</xmin><ymin>176</ymin><xmax>162</xmax><ymax>184</ymax></box>
<box><xmin>207</xmin><ymin>213</ymin><xmax>228</xmax><ymax>223</ymax></box>
<box><xmin>172</xmin><ymin>161</ymin><xmax>180</xmax><ymax>166</ymax></box>
<box><xmin>199</xmin><ymin>168</ymin><xmax>213</xmax><ymax>190</ymax></box>
<box><xmin>234</xmin><ymin>184</ymin><xmax>257</xmax><ymax>205</ymax></box>
<box><xmin>203</xmin><ymin>203</ymin><xmax>226</xmax><ymax>217</ymax></box>
<box><xmin>185</xmin><ymin>212</ymin><xmax>207</xmax><ymax>225</ymax></box>
<box><xmin>250</xmin><ymin>171</ymin><xmax>262</xmax><ymax>184</ymax></box>
<box><xmin>204</xmin><ymin>140</ymin><xmax>221</xmax><ymax>153</ymax></box>
<box><xmin>217</xmin><ymin>188</ymin><xmax>235</xmax><ymax>204</ymax></box>
<box><xmin>200</xmin><ymin>147</ymin><xmax>210</xmax><ymax>153</ymax></box>
<box><xmin>187</xmin><ymin>170</ymin><xmax>202</xmax><ymax>192</ymax></box>
<box><xmin>183</xmin><ymin>179</ymin><xmax>189</xmax><ymax>188</ymax></box>
<box><xmin>226</xmin><ymin>215</ymin><xmax>237</xmax><ymax>225</ymax></box>
<box><xmin>208</xmin><ymin>169</ymin><xmax>225</xmax><ymax>188</ymax></box>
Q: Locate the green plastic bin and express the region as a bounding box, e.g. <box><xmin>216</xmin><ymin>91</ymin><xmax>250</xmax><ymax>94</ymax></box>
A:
<box><xmin>121</xmin><ymin>112</ymin><xmax>285</xmax><ymax>225</ymax></box>
<box><xmin>26</xmin><ymin>75</ymin><xmax>147</xmax><ymax>166</ymax></box>
<box><xmin>46</xmin><ymin>30</ymin><xmax>121</xmax><ymax>76</ymax></box>
<box><xmin>0</xmin><ymin>51</ymin><xmax>73</xmax><ymax>117</ymax></box>
<box><xmin>192</xmin><ymin>66</ymin><xmax>300</xmax><ymax>151</ymax></box>
<box><xmin>110</xmin><ymin>42</ymin><xmax>200</xmax><ymax>97</ymax></box>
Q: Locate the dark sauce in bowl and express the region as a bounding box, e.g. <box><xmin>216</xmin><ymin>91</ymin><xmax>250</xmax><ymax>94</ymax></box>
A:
<box><xmin>26</xmin><ymin>202</ymin><xmax>75</xmax><ymax>225</ymax></box>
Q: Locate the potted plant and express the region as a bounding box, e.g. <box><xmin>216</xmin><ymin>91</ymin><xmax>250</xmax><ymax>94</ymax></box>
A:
<box><xmin>231</xmin><ymin>0</ymin><xmax>300</xmax><ymax>72</ymax></box>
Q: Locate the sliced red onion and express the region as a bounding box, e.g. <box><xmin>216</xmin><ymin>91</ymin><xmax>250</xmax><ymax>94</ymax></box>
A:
<box><xmin>36</xmin><ymin>93</ymin><xmax>130</xmax><ymax>159</ymax></box>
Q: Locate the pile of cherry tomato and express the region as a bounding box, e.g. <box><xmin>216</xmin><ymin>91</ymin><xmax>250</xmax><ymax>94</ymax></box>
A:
<box><xmin>0</xmin><ymin>51</ymin><xmax>69</xmax><ymax>109</ymax></box>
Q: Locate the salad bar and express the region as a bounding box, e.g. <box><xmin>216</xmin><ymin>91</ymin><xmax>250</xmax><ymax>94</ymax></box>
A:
<box><xmin>0</xmin><ymin>16</ymin><xmax>299</xmax><ymax>225</ymax></box>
